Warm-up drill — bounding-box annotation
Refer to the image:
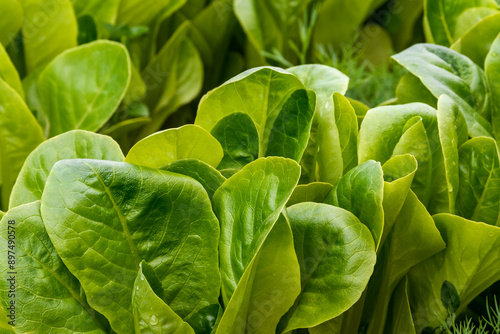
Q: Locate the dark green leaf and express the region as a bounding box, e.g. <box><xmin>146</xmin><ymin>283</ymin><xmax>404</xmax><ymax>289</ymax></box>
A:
<box><xmin>392</xmin><ymin>44</ymin><xmax>492</xmax><ymax>137</ymax></box>
<box><xmin>210</xmin><ymin>112</ymin><xmax>259</xmax><ymax>173</ymax></box>
<box><xmin>441</xmin><ymin>280</ymin><xmax>461</xmax><ymax>312</ymax></box>
<box><xmin>77</xmin><ymin>14</ymin><xmax>99</xmax><ymax>44</ymax></box>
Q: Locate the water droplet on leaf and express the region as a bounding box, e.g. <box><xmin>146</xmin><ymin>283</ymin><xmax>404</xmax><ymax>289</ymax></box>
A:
<box><xmin>150</xmin><ymin>315</ymin><xmax>158</xmax><ymax>325</ymax></box>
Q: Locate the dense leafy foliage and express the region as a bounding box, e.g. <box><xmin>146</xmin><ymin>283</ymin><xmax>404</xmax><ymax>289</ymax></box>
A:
<box><xmin>1</xmin><ymin>0</ymin><xmax>500</xmax><ymax>333</ymax></box>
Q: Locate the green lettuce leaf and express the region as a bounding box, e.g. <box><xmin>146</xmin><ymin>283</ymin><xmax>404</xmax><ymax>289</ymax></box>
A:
<box><xmin>0</xmin><ymin>0</ymin><xmax>22</xmax><ymax>47</ymax></box>
<box><xmin>195</xmin><ymin>67</ymin><xmax>311</xmax><ymax>161</ymax></box>
<box><xmin>486</xmin><ymin>33</ymin><xmax>500</xmax><ymax>140</ymax></box>
<box><xmin>287</xmin><ymin>182</ymin><xmax>333</xmax><ymax>207</ymax></box>
<box><xmin>161</xmin><ymin>159</ymin><xmax>226</xmax><ymax>200</ymax></box>
<box><xmin>37</xmin><ymin>40</ymin><xmax>131</xmax><ymax>137</ymax></box>
<box><xmin>212</xmin><ymin>157</ymin><xmax>300</xmax><ymax>303</ymax></box>
<box><xmin>325</xmin><ymin>160</ymin><xmax>384</xmax><ymax>250</ymax></box>
<box><xmin>392</xmin><ymin>43</ymin><xmax>492</xmax><ymax>137</ymax></box>
<box><xmin>423</xmin><ymin>0</ymin><xmax>499</xmax><ymax>46</ymax></box>
<box><xmin>216</xmin><ymin>215</ymin><xmax>300</xmax><ymax>334</ymax></box>
<box><xmin>10</xmin><ymin>130</ymin><xmax>124</xmax><ymax>208</ymax></box>
<box><xmin>41</xmin><ymin>160</ymin><xmax>220</xmax><ymax>333</ymax></box>
<box><xmin>0</xmin><ymin>43</ymin><xmax>23</xmax><ymax>98</ymax></box>
<box><xmin>362</xmin><ymin>191</ymin><xmax>446</xmax><ymax>334</ymax></box>
<box><xmin>0</xmin><ymin>201</ymin><xmax>106</xmax><ymax>333</ymax></box>
<box><xmin>210</xmin><ymin>112</ymin><xmax>259</xmax><ymax>177</ymax></box>
<box><xmin>451</xmin><ymin>12</ymin><xmax>500</xmax><ymax>67</ymax></box>
<box><xmin>408</xmin><ymin>214</ymin><xmax>500</xmax><ymax>331</ymax></box>
<box><xmin>384</xmin><ymin>277</ymin><xmax>416</xmax><ymax>334</ymax></box>
<box><xmin>126</xmin><ymin>124</ymin><xmax>223</xmax><ymax>169</ymax></box>
<box><xmin>21</xmin><ymin>0</ymin><xmax>78</xmax><ymax>73</ymax></box>
<box><xmin>138</xmin><ymin>23</ymin><xmax>203</xmax><ymax>139</ymax></box>
<box><xmin>437</xmin><ymin>95</ymin><xmax>468</xmax><ymax>214</ymax></box>
<box><xmin>133</xmin><ymin>262</ymin><xmax>195</xmax><ymax>334</ymax></box>
<box><xmin>0</xmin><ymin>79</ymin><xmax>45</xmax><ymax>210</ymax></box>
<box><xmin>278</xmin><ymin>202</ymin><xmax>376</xmax><ymax>332</ymax></box>
<box><xmin>457</xmin><ymin>137</ymin><xmax>500</xmax><ymax>226</ymax></box>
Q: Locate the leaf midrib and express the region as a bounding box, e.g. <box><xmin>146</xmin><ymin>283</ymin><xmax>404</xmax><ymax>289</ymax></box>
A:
<box><xmin>86</xmin><ymin>161</ymin><xmax>141</xmax><ymax>269</ymax></box>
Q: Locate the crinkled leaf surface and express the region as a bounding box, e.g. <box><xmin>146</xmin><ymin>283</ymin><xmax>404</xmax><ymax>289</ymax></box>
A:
<box><xmin>362</xmin><ymin>191</ymin><xmax>446</xmax><ymax>334</ymax></box>
<box><xmin>451</xmin><ymin>12</ymin><xmax>500</xmax><ymax>67</ymax></box>
<box><xmin>279</xmin><ymin>203</ymin><xmax>376</xmax><ymax>332</ymax></box>
<box><xmin>41</xmin><ymin>160</ymin><xmax>220</xmax><ymax>333</ymax></box>
<box><xmin>358</xmin><ymin>103</ymin><xmax>439</xmax><ymax>165</ymax></box>
<box><xmin>423</xmin><ymin>0</ymin><xmax>499</xmax><ymax>46</ymax></box>
<box><xmin>314</xmin><ymin>0</ymin><xmax>381</xmax><ymax>47</ymax></box>
<box><xmin>216</xmin><ymin>215</ymin><xmax>300</xmax><ymax>334</ymax></box>
<box><xmin>457</xmin><ymin>137</ymin><xmax>500</xmax><ymax>226</ymax></box>
<box><xmin>210</xmin><ymin>112</ymin><xmax>259</xmax><ymax>176</ymax></box>
<box><xmin>212</xmin><ymin>157</ymin><xmax>300</xmax><ymax>303</ymax></box>
<box><xmin>161</xmin><ymin>159</ymin><xmax>226</xmax><ymax>200</ymax></box>
<box><xmin>126</xmin><ymin>125</ymin><xmax>223</xmax><ymax>169</ymax></box>
<box><xmin>133</xmin><ymin>263</ymin><xmax>195</xmax><ymax>334</ymax></box>
<box><xmin>325</xmin><ymin>160</ymin><xmax>384</xmax><ymax>249</ymax></box>
<box><xmin>359</xmin><ymin>103</ymin><xmax>446</xmax><ymax>210</ymax></box>
<box><xmin>0</xmin><ymin>0</ymin><xmax>22</xmax><ymax>47</ymax></box>
<box><xmin>0</xmin><ymin>201</ymin><xmax>106</xmax><ymax>333</ymax></box>
<box><xmin>38</xmin><ymin>40</ymin><xmax>131</xmax><ymax>137</ymax></box>
<box><xmin>0</xmin><ymin>79</ymin><xmax>45</xmax><ymax>210</ymax></box>
<box><xmin>392</xmin><ymin>44</ymin><xmax>492</xmax><ymax>137</ymax></box>
<box><xmin>408</xmin><ymin>214</ymin><xmax>500</xmax><ymax>331</ymax></box>
<box><xmin>195</xmin><ymin>67</ymin><xmax>309</xmax><ymax>159</ymax></box>
<box><xmin>0</xmin><ymin>43</ymin><xmax>23</xmax><ymax>98</ymax></box>
<box><xmin>21</xmin><ymin>0</ymin><xmax>78</xmax><ymax>73</ymax></box>
<box><xmin>10</xmin><ymin>130</ymin><xmax>124</xmax><ymax>208</ymax></box>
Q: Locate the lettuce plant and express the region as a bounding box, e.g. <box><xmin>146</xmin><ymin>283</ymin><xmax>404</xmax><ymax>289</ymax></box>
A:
<box><xmin>1</xmin><ymin>2</ymin><xmax>500</xmax><ymax>332</ymax></box>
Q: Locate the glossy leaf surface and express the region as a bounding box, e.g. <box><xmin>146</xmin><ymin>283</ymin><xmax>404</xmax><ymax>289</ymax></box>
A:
<box><xmin>10</xmin><ymin>130</ymin><xmax>124</xmax><ymax>208</ymax></box>
<box><xmin>41</xmin><ymin>160</ymin><xmax>220</xmax><ymax>333</ymax></box>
